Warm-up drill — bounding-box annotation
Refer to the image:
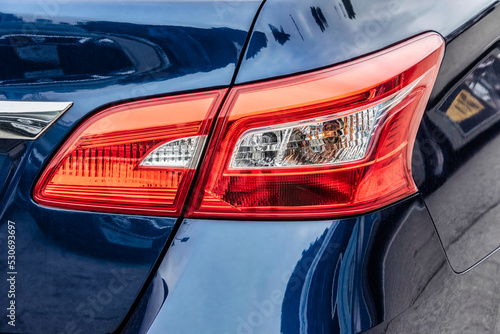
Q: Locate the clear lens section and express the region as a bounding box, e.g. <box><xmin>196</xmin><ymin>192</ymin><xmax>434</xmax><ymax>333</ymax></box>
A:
<box><xmin>140</xmin><ymin>136</ymin><xmax>205</xmax><ymax>168</ymax></box>
<box><xmin>230</xmin><ymin>85</ymin><xmax>416</xmax><ymax>169</ymax></box>
<box><xmin>230</xmin><ymin>109</ymin><xmax>376</xmax><ymax>168</ymax></box>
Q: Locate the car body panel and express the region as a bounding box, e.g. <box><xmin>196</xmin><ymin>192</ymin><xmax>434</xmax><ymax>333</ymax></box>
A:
<box><xmin>122</xmin><ymin>0</ymin><xmax>500</xmax><ymax>333</ymax></box>
<box><xmin>124</xmin><ymin>196</ymin><xmax>446</xmax><ymax>334</ymax></box>
<box><xmin>413</xmin><ymin>4</ymin><xmax>500</xmax><ymax>273</ymax></box>
<box><xmin>236</xmin><ymin>0</ymin><xmax>496</xmax><ymax>84</ymax></box>
<box><xmin>0</xmin><ymin>0</ymin><xmax>500</xmax><ymax>333</ymax></box>
<box><xmin>0</xmin><ymin>1</ymin><xmax>261</xmax><ymax>333</ymax></box>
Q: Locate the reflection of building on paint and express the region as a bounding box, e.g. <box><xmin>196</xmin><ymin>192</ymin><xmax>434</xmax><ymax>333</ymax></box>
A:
<box><xmin>333</xmin><ymin>0</ymin><xmax>356</xmax><ymax>20</ymax></box>
<box><xmin>311</xmin><ymin>7</ymin><xmax>329</xmax><ymax>32</ymax></box>
<box><xmin>0</xmin><ymin>13</ymin><xmax>22</xmax><ymax>22</ymax></box>
<box><xmin>268</xmin><ymin>24</ymin><xmax>291</xmax><ymax>45</ymax></box>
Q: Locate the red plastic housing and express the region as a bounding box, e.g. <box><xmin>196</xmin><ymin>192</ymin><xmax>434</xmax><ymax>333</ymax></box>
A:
<box><xmin>187</xmin><ymin>33</ymin><xmax>445</xmax><ymax>219</ymax></box>
<box><xmin>34</xmin><ymin>90</ymin><xmax>226</xmax><ymax>216</ymax></box>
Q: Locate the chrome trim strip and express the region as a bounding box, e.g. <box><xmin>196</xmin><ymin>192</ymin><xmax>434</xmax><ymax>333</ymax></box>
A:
<box><xmin>0</xmin><ymin>101</ymin><xmax>73</xmax><ymax>140</ymax></box>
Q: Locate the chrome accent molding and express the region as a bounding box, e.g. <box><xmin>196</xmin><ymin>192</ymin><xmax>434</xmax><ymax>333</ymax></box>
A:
<box><xmin>0</xmin><ymin>101</ymin><xmax>73</xmax><ymax>140</ymax></box>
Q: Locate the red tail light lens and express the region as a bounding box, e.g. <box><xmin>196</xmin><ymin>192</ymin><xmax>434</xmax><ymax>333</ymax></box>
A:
<box><xmin>187</xmin><ymin>33</ymin><xmax>444</xmax><ymax>219</ymax></box>
<box><xmin>34</xmin><ymin>90</ymin><xmax>226</xmax><ymax>216</ymax></box>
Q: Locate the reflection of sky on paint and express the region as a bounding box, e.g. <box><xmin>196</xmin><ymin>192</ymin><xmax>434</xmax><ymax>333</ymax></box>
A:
<box><xmin>0</xmin><ymin>1</ymin><xmax>259</xmax><ymax>29</ymax></box>
<box><xmin>149</xmin><ymin>219</ymin><xmax>334</xmax><ymax>334</ymax></box>
<box><xmin>237</xmin><ymin>0</ymin><xmax>495</xmax><ymax>83</ymax></box>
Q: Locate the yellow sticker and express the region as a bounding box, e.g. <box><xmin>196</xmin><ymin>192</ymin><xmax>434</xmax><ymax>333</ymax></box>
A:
<box><xmin>446</xmin><ymin>89</ymin><xmax>485</xmax><ymax>123</ymax></box>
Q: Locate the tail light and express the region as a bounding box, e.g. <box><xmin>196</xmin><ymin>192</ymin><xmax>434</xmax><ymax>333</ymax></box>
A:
<box><xmin>34</xmin><ymin>33</ymin><xmax>444</xmax><ymax>219</ymax></box>
<box><xmin>187</xmin><ymin>33</ymin><xmax>444</xmax><ymax>219</ymax></box>
<box><xmin>34</xmin><ymin>90</ymin><xmax>226</xmax><ymax>216</ymax></box>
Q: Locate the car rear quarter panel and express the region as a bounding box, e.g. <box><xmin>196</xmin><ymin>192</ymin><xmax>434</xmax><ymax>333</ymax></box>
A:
<box><xmin>235</xmin><ymin>0</ymin><xmax>500</xmax><ymax>274</ymax></box>
<box><xmin>0</xmin><ymin>1</ymin><xmax>260</xmax><ymax>333</ymax></box>
<box><xmin>1</xmin><ymin>0</ymin><xmax>500</xmax><ymax>333</ymax></box>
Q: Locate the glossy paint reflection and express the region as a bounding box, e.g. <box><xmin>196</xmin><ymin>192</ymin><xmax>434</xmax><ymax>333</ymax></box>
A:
<box><xmin>416</xmin><ymin>43</ymin><xmax>500</xmax><ymax>273</ymax></box>
<box><xmin>237</xmin><ymin>0</ymin><xmax>494</xmax><ymax>83</ymax></box>
<box><xmin>124</xmin><ymin>195</ymin><xmax>445</xmax><ymax>334</ymax></box>
<box><xmin>0</xmin><ymin>1</ymin><xmax>261</xmax><ymax>333</ymax></box>
<box><xmin>0</xmin><ymin>181</ymin><xmax>175</xmax><ymax>333</ymax></box>
<box><xmin>0</xmin><ymin>101</ymin><xmax>72</xmax><ymax>139</ymax></box>
<box><xmin>0</xmin><ymin>139</ymin><xmax>26</xmax><ymax>200</ymax></box>
<box><xmin>0</xmin><ymin>4</ymin><xmax>261</xmax><ymax>90</ymax></box>
<box><xmin>280</xmin><ymin>217</ymin><xmax>373</xmax><ymax>334</ymax></box>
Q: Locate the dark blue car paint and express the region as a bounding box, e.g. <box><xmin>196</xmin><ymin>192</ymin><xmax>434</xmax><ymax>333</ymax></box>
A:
<box><xmin>414</xmin><ymin>3</ymin><xmax>500</xmax><ymax>274</ymax></box>
<box><xmin>0</xmin><ymin>1</ymin><xmax>261</xmax><ymax>333</ymax></box>
<box><xmin>0</xmin><ymin>0</ymin><xmax>499</xmax><ymax>333</ymax></box>
<box><xmin>417</xmin><ymin>44</ymin><xmax>500</xmax><ymax>273</ymax></box>
<box><xmin>236</xmin><ymin>0</ymin><xmax>496</xmax><ymax>84</ymax></box>
<box><xmin>124</xmin><ymin>195</ymin><xmax>445</xmax><ymax>334</ymax></box>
